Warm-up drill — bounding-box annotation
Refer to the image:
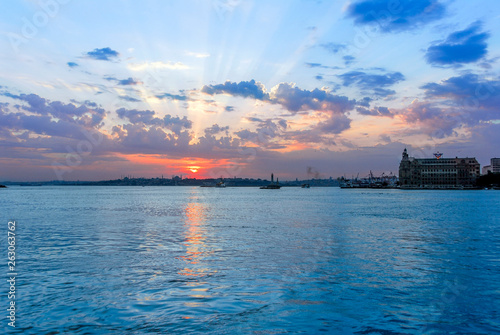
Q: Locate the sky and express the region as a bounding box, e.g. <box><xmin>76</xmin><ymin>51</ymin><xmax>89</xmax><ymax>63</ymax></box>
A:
<box><xmin>0</xmin><ymin>0</ymin><xmax>499</xmax><ymax>181</ymax></box>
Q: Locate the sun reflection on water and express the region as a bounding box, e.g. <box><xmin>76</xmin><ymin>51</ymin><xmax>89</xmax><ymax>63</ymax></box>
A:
<box><xmin>178</xmin><ymin>193</ymin><xmax>217</xmax><ymax>278</ymax></box>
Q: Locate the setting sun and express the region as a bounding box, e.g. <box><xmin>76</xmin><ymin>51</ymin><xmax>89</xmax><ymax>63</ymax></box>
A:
<box><xmin>188</xmin><ymin>166</ymin><xmax>200</xmax><ymax>173</ymax></box>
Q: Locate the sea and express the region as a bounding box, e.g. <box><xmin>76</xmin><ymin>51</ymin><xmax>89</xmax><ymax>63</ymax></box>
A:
<box><xmin>1</xmin><ymin>186</ymin><xmax>499</xmax><ymax>334</ymax></box>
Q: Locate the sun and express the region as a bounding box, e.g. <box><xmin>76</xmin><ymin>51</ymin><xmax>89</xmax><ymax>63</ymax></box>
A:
<box><xmin>188</xmin><ymin>166</ymin><xmax>200</xmax><ymax>173</ymax></box>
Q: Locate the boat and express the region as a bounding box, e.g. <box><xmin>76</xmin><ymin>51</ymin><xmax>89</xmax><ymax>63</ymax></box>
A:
<box><xmin>0</xmin><ymin>184</ymin><xmax>7</xmax><ymax>188</ymax></box>
<box><xmin>260</xmin><ymin>173</ymin><xmax>281</xmax><ymax>189</ymax></box>
<box><xmin>200</xmin><ymin>178</ymin><xmax>226</xmax><ymax>188</ymax></box>
<box><xmin>301</xmin><ymin>184</ymin><xmax>310</xmax><ymax>188</ymax></box>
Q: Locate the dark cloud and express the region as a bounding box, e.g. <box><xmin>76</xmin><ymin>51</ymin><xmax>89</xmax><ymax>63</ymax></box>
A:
<box><xmin>315</xmin><ymin>114</ymin><xmax>352</xmax><ymax>134</ymax></box>
<box><xmin>204</xmin><ymin>124</ymin><xmax>229</xmax><ymax>136</ymax></box>
<box><xmin>104</xmin><ymin>77</ymin><xmax>142</xmax><ymax>86</ymax></box>
<box><xmin>372</xmin><ymin>88</ymin><xmax>396</xmax><ymax>97</ymax></box>
<box><xmin>225</xmin><ymin>106</ymin><xmax>235</xmax><ymax>112</ymax></box>
<box><xmin>338</xmin><ymin>70</ymin><xmax>404</xmax><ymax>89</ymax></box>
<box><xmin>391</xmin><ymin>73</ymin><xmax>500</xmax><ymax>139</ymax></box>
<box><xmin>0</xmin><ymin>110</ymin><xmax>85</xmax><ymax>139</ymax></box>
<box><xmin>113</xmin><ymin>123</ymin><xmax>191</xmax><ymax>154</ymax></box>
<box><xmin>201</xmin><ymin>80</ymin><xmax>269</xmax><ymax>100</ymax></box>
<box><xmin>203</xmin><ymin>80</ymin><xmax>356</xmax><ymax>116</ymax></box>
<box><xmin>117</xmin><ymin>77</ymin><xmax>142</xmax><ymax>86</ymax></box>
<box><xmin>244</xmin><ymin>117</ymin><xmax>264</xmax><ymax>123</ymax></box>
<box><xmin>1</xmin><ymin>92</ymin><xmax>105</xmax><ymax>127</ymax></box>
<box><xmin>305</xmin><ymin>62</ymin><xmax>324</xmax><ymax>68</ymax></box>
<box><xmin>67</xmin><ymin>62</ymin><xmax>79</xmax><ymax>68</ymax></box>
<box><xmin>116</xmin><ymin>108</ymin><xmax>159</xmax><ymax>124</ymax></box>
<box><xmin>420</xmin><ymin>73</ymin><xmax>500</xmax><ymax>111</ymax></box>
<box><xmin>343</xmin><ymin>55</ymin><xmax>356</xmax><ymax>66</ymax></box>
<box><xmin>357</xmin><ymin>106</ymin><xmax>393</xmax><ymax>117</ymax></box>
<box><xmin>86</xmin><ymin>47</ymin><xmax>120</xmax><ymax>61</ymax></box>
<box><xmin>357</xmin><ymin>97</ymin><xmax>372</xmax><ymax>107</ymax></box>
<box><xmin>315</xmin><ymin>75</ymin><xmax>323</xmax><ymax>81</ymax></box>
<box><xmin>425</xmin><ymin>21</ymin><xmax>489</xmax><ymax>66</ymax></box>
<box><xmin>271</xmin><ymin>83</ymin><xmax>355</xmax><ymax>115</ymax></box>
<box><xmin>397</xmin><ymin>102</ymin><xmax>460</xmax><ymax>138</ymax></box>
<box><xmin>116</xmin><ymin>108</ymin><xmax>192</xmax><ymax>134</ymax></box>
<box><xmin>305</xmin><ymin>62</ymin><xmax>341</xmax><ymax>70</ymax></box>
<box><xmin>155</xmin><ymin>92</ymin><xmax>188</xmax><ymax>101</ymax></box>
<box><xmin>163</xmin><ymin>115</ymin><xmax>192</xmax><ymax>134</ymax></box>
<box><xmin>320</xmin><ymin>43</ymin><xmax>346</xmax><ymax>54</ymax></box>
<box><xmin>379</xmin><ymin>134</ymin><xmax>391</xmax><ymax>143</ymax></box>
<box><xmin>235</xmin><ymin>119</ymin><xmax>287</xmax><ymax>147</ymax></box>
<box><xmin>119</xmin><ymin>96</ymin><xmax>141</xmax><ymax>102</ymax></box>
<box><xmin>346</xmin><ymin>0</ymin><xmax>446</xmax><ymax>32</ymax></box>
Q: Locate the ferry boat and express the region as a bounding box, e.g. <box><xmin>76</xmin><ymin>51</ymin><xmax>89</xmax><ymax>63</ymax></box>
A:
<box><xmin>260</xmin><ymin>173</ymin><xmax>281</xmax><ymax>189</ymax></box>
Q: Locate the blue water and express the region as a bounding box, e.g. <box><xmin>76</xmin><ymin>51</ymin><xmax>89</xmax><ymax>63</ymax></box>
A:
<box><xmin>1</xmin><ymin>186</ymin><xmax>499</xmax><ymax>334</ymax></box>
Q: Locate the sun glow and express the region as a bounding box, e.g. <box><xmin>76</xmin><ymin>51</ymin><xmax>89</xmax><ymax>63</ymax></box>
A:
<box><xmin>188</xmin><ymin>166</ymin><xmax>200</xmax><ymax>173</ymax></box>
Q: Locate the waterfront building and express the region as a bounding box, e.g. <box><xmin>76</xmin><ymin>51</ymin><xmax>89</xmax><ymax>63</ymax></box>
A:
<box><xmin>482</xmin><ymin>158</ymin><xmax>500</xmax><ymax>175</ymax></box>
<box><xmin>399</xmin><ymin>149</ymin><xmax>480</xmax><ymax>188</ymax></box>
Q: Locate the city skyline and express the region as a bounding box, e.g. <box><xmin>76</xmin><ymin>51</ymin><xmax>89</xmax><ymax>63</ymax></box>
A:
<box><xmin>1</xmin><ymin>0</ymin><xmax>499</xmax><ymax>181</ymax></box>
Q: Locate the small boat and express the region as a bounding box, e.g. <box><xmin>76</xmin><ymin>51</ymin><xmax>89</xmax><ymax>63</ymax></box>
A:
<box><xmin>301</xmin><ymin>184</ymin><xmax>310</xmax><ymax>188</ymax></box>
<box><xmin>0</xmin><ymin>184</ymin><xmax>7</xmax><ymax>188</ymax></box>
<box><xmin>200</xmin><ymin>178</ymin><xmax>226</xmax><ymax>188</ymax></box>
<box><xmin>260</xmin><ymin>173</ymin><xmax>281</xmax><ymax>189</ymax></box>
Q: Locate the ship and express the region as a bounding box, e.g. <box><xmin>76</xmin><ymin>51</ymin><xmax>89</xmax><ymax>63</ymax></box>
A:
<box><xmin>260</xmin><ymin>173</ymin><xmax>281</xmax><ymax>189</ymax></box>
<box><xmin>200</xmin><ymin>177</ymin><xmax>226</xmax><ymax>188</ymax></box>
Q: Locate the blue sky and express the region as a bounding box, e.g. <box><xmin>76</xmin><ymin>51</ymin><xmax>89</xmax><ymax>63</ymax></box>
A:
<box><xmin>0</xmin><ymin>0</ymin><xmax>499</xmax><ymax>181</ymax></box>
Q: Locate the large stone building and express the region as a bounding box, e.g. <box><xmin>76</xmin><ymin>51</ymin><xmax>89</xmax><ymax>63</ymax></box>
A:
<box><xmin>482</xmin><ymin>158</ymin><xmax>500</xmax><ymax>175</ymax></box>
<box><xmin>399</xmin><ymin>148</ymin><xmax>480</xmax><ymax>188</ymax></box>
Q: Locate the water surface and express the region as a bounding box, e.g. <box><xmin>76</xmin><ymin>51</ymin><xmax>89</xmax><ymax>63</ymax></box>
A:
<box><xmin>1</xmin><ymin>186</ymin><xmax>499</xmax><ymax>334</ymax></box>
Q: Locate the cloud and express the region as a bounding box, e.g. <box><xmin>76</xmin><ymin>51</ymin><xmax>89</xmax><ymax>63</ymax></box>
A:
<box><xmin>271</xmin><ymin>83</ymin><xmax>355</xmax><ymax>114</ymax></box>
<box><xmin>86</xmin><ymin>47</ymin><xmax>119</xmax><ymax>61</ymax></box>
<box><xmin>338</xmin><ymin>70</ymin><xmax>404</xmax><ymax>97</ymax></box>
<box><xmin>201</xmin><ymin>80</ymin><xmax>269</xmax><ymax>100</ymax></box>
<box><xmin>425</xmin><ymin>21</ymin><xmax>490</xmax><ymax>66</ymax></box>
<box><xmin>67</xmin><ymin>62</ymin><xmax>79</xmax><ymax>68</ymax></box>
<box><xmin>305</xmin><ymin>62</ymin><xmax>341</xmax><ymax>70</ymax></box>
<box><xmin>320</xmin><ymin>43</ymin><xmax>346</xmax><ymax>54</ymax></box>
<box><xmin>116</xmin><ymin>108</ymin><xmax>192</xmax><ymax>134</ymax></box>
<box><xmin>204</xmin><ymin>124</ymin><xmax>229</xmax><ymax>136</ymax></box>
<box><xmin>127</xmin><ymin>61</ymin><xmax>189</xmax><ymax>71</ymax></box>
<box><xmin>202</xmin><ymin>81</ymin><xmax>357</xmax><ymax>137</ymax></box>
<box><xmin>1</xmin><ymin>92</ymin><xmax>106</xmax><ymax>127</ymax></box>
<box><xmin>112</xmin><ymin>123</ymin><xmax>191</xmax><ymax>154</ymax></box>
<box><xmin>235</xmin><ymin>119</ymin><xmax>287</xmax><ymax>147</ymax></box>
<box><xmin>357</xmin><ymin>106</ymin><xmax>393</xmax><ymax>117</ymax></box>
<box><xmin>390</xmin><ymin>73</ymin><xmax>500</xmax><ymax>139</ymax></box>
<box><xmin>315</xmin><ymin>114</ymin><xmax>352</xmax><ymax>134</ymax></box>
<box><xmin>225</xmin><ymin>106</ymin><xmax>235</xmax><ymax>112</ymax></box>
<box><xmin>119</xmin><ymin>96</ymin><xmax>141</xmax><ymax>102</ymax></box>
<box><xmin>155</xmin><ymin>92</ymin><xmax>188</xmax><ymax>101</ymax></box>
<box><xmin>315</xmin><ymin>75</ymin><xmax>323</xmax><ymax>80</ymax></box>
<box><xmin>343</xmin><ymin>55</ymin><xmax>356</xmax><ymax>66</ymax></box>
<box><xmin>104</xmin><ymin>77</ymin><xmax>143</xmax><ymax>86</ymax></box>
<box><xmin>379</xmin><ymin>134</ymin><xmax>391</xmax><ymax>143</ymax></box>
<box><xmin>357</xmin><ymin>97</ymin><xmax>372</xmax><ymax>107</ymax></box>
<box><xmin>420</xmin><ymin>73</ymin><xmax>500</xmax><ymax>111</ymax></box>
<box><xmin>338</xmin><ymin>70</ymin><xmax>404</xmax><ymax>89</ymax></box>
<box><xmin>117</xmin><ymin>78</ymin><xmax>142</xmax><ymax>86</ymax></box>
<box><xmin>346</xmin><ymin>0</ymin><xmax>445</xmax><ymax>32</ymax></box>
<box><xmin>245</xmin><ymin>117</ymin><xmax>264</xmax><ymax>123</ymax></box>
<box><xmin>396</xmin><ymin>101</ymin><xmax>460</xmax><ymax>138</ymax></box>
